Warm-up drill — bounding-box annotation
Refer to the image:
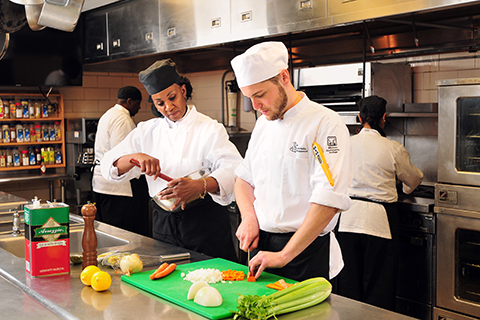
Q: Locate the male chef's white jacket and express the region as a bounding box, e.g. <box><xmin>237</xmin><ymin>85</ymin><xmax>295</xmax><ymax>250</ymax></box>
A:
<box><xmin>93</xmin><ymin>104</ymin><xmax>137</xmax><ymax>197</ymax></box>
<box><xmin>338</xmin><ymin>128</ymin><xmax>424</xmax><ymax>239</ymax></box>
<box><xmin>235</xmin><ymin>93</ymin><xmax>353</xmax><ymax>279</ymax></box>
<box><xmin>101</xmin><ymin>106</ymin><xmax>242</xmax><ymax>205</ymax></box>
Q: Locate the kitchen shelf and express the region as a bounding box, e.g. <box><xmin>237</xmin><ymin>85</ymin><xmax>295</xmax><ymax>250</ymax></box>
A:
<box><xmin>387</xmin><ymin>112</ymin><xmax>438</xmax><ymax>118</ymax></box>
<box><xmin>0</xmin><ymin>141</ymin><xmax>62</xmax><ymax>147</ymax></box>
<box><xmin>0</xmin><ymin>118</ymin><xmax>63</xmax><ymax>122</ymax></box>
<box><xmin>0</xmin><ymin>164</ymin><xmax>65</xmax><ymax>172</ymax></box>
<box><xmin>0</xmin><ymin>93</ymin><xmax>65</xmax><ymax>171</ymax></box>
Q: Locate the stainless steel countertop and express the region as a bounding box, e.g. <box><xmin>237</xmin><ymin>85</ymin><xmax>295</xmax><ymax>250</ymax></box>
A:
<box><xmin>0</xmin><ymin>215</ymin><xmax>417</xmax><ymax>320</ymax></box>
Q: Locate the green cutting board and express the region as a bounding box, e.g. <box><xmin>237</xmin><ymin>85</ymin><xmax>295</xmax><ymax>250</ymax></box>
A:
<box><xmin>121</xmin><ymin>258</ymin><xmax>296</xmax><ymax>319</ymax></box>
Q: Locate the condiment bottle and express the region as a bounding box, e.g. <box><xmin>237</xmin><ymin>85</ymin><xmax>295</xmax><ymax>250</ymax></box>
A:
<box><xmin>9</xmin><ymin>124</ymin><xmax>16</xmax><ymax>143</ymax></box>
<box><xmin>41</xmin><ymin>147</ymin><xmax>48</xmax><ymax>164</ymax></box>
<box><xmin>0</xmin><ymin>149</ymin><xmax>5</xmax><ymax>167</ymax></box>
<box><xmin>0</xmin><ymin>98</ymin><xmax>3</xmax><ymax>119</ymax></box>
<box><xmin>21</xmin><ymin>150</ymin><xmax>29</xmax><ymax>166</ymax></box>
<box><xmin>2</xmin><ymin>124</ymin><xmax>10</xmax><ymax>143</ymax></box>
<box><xmin>48</xmin><ymin>147</ymin><xmax>54</xmax><ymax>165</ymax></box>
<box><xmin>15</xmin><ymin>102</ymin><xmax>22</xmax><ymax>119</ymax></box>
<box><xmin>81</xmin><ymin>202</ymin><xmax>98</xmax><ymax>269</ymax></box>
<box><xmin>42</xmin><ymin>124</ymin><xmax>49</xmax><ymax>141</ymax></box>
<box><xmin>5</xmin><ymin>148</ymin><xmax>13</xmax><ymax>167</ymax></box>
<box><xmin>3</xmin><ymin>100</ymin><xmax>9</xmax><ymax>119</ymax></box>
<box><xmin>9</xmin><ymin>101</ymin><xmax>15</xmax><ymax>119</ymax></box>
<box><xmin>35</xmin><ymin>124</ymin><xmax>42</xmax><ymax>142</ymax></box>
<box><xmin>29</xmin><ymin>147</ymin><xmax>36</xmax><ymax>165</ymax></box>
<box><xmin>49</xmin><ymin>123</ymin><xmax>55</xmax><ymax>141</ymax></box>
<box><xmin>54</xmin><ymin>122</ymin><xmax>61</xmax><ymax>141</ymax></box>
<box><xmin>30</xmin><ymin>123</ymin><xmax>36</xmax><ymax>142</ymax></box>
<box><xmin>28</xmin><ymin>100</ymin><xmax>35</xmax><ymax>119</ymax></box>
<box><xmin>23</xmin><ymin>124</ymin><xmax>30</xmax><ymax>142</ymax></box>
<box><xmin>54</xmin><ymin>146</ymin><xmax>62</xmax><ymax>164</ymax></box>
<box><xmin>22</xmin><ymin>99</ymin><xmax>29</xmax><ymax>118</ymax></box>
<box><xmin>42</xmin><ymin>101</ymin><xmax>48</xmax><ymax>118</ymax></box>
<box><xmin>12</xmin><ymin>147</ymin><xmax>20</xmax><ymax>167</ymax></box>
<box><xmin>34</xmin><ymin>100</ymin><xmax>41</xmax><ymax>119</ymax></box>
<box><xmin>35</xmin><ymin>147</ymin><xmax>41</xmax><ymax>165</ymax></box>
<box><xmin>16</xmin><ymin>123</ymin><xmax>23</xmax><ymax>143</ymax></box>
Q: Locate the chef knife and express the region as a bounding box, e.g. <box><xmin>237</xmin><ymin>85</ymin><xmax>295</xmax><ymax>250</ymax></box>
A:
<box><xmin>139</xmin><ymin>252</ymin><xmax>191</xmax><ymax>266</ymax></box>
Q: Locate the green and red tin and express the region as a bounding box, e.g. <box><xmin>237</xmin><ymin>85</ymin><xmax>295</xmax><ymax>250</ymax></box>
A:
<box><xmin>24</xmin><ymin>202</ymin><xmax>70</xmax><ymax>277</ymax></box>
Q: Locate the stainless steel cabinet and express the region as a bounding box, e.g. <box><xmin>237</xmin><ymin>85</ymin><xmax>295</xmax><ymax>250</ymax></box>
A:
<box><xmin>83</xmin><ymin>0</ymin><xmax>159</xmax><ymax>62</ymax></box>
<box><xmin>84</xmin><ymin>12</ymin><xmax>108</xmax><ymax>61</ymax></box>
<box><xmin>109</xmin><ymin>0</ymin><xmax>159</xmax><ymax>57</ymax></box>
<box><xmin>159</xmin><ymin>0</ymin><xmax>230</xmax><ymax>52</ymax></box>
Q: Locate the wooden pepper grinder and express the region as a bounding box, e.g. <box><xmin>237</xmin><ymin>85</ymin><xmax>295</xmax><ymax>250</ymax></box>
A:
<box><xmin>81</xmin><ymin>201</ymin><xmax>97</xmax><ymax>269</ymax></box>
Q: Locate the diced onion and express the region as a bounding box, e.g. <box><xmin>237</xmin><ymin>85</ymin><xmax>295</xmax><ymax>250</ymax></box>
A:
<box><xmin>183</xmin><ymin>268</ymin><xmax>223</xmax><ymax>284</ymax></box>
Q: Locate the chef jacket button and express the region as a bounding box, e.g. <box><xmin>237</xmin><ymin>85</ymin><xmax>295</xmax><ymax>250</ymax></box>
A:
<box><xmin>259</xmin><ymin>180</ymin><xmax>264</xmax><ymax>185</ymax></box>
<box><xmin>285</xmin><ymin>123</ymin><xmax>291</xmax><ymax>128</ymax></box>
<box><xmin>277</xmin><ymin>154</ymin><xmax>282</xmax><ymax>159</ymax></box>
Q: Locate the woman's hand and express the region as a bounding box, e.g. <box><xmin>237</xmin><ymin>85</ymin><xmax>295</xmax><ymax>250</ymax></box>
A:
<box><xmin>157</xmin><ymin>178</ymin><xmax>205</xmax><ymax>211</ymax></box>
<box><xmin>115</xmin><ymin>153</ymin><xmax>163</xmax><ymax>180</ymax></box>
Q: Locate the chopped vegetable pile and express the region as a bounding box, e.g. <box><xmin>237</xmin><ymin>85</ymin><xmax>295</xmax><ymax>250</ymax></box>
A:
<box><xmin>233</xmin><ymin>277</ymin><xmax>332</xmax><ymax>320</ymax></box>
<box><xmin>183</xmin><ymin>268</ymin><xmax>223</xmax><ymax>283</ymax></box>
<box><xmin>221</xmin><ymin>270</ymin><xmax>245</xmax><ymax>281</ymax></box>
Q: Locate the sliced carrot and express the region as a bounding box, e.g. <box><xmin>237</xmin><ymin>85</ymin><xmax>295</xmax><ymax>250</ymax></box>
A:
<box><xmin>266</xmin><ymin>283</ymin><xmax>283</xmax><ymax>290</ymax></box>
<box><xmin>247</xmin><ymin>271</ymin><xmax>256</xmax><ymax>282</ymax></box>
<box><xmin>154</xmin><ymin>263</ymin><xmax>177</xmax><ymax>279</ymax></box>
<box><xmin>149</xmin><ymin>262</ymin><xmax>169</xmax><ymax>280</ymax></box>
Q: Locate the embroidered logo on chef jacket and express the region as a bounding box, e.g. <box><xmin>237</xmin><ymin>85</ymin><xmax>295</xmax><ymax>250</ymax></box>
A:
<box><xmin>290</xmin><ymin>141</ymin><xmax>308</xmax><ymax>153</ymax></box>
<box><xmin>326</xmin><ymin>136</ymin><xmax>340</xmax><ymax>154</ymax></box>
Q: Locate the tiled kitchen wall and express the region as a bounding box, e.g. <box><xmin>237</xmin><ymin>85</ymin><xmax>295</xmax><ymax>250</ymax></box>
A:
<box><xmin>4</xmin><ymin>50</ymin><xmax>480</xmax><ymax>203</ymax></box>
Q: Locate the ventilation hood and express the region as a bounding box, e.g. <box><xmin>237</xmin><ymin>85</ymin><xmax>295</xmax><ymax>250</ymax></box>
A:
<box><xmin>82</xmin><ymin>0</ymin><xmax>480</xmax><ymax>74</ymax></box>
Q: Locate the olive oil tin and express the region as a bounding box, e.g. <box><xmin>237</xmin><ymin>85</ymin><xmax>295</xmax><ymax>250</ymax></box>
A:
<box><xmin>24</xmin><ymin>202</ymin><xmax>70</xmax><ymax>277</ymax></box>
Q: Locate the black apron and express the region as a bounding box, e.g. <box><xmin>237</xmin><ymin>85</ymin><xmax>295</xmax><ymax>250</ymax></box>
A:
<box><xmin>152</xmin><ymin>194</ymin><xmax>238</xmax><ymax>262</ymax></box>
<box><xmin>335</xmin><ymin>197</ymin><xmax>399</xmax><ymax>311</ymax></box>
<box><xmin>252</xmin><ymin>230</ymin><xmax>331</xmax><ymax>282</ymax></box>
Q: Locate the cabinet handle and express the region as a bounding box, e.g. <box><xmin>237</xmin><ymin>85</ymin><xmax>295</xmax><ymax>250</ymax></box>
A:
<box><xmin>113</xmin><ymin>39</ymin><xmax>121</xmax><ymax>48</ymax></box>
<box><xmin>96</xmin><ymin>42</ymin><xmax>104</xmax><ymax>51</ymax></box>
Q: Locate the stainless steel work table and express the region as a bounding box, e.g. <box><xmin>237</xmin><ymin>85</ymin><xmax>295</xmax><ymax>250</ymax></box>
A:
<box><xmin>0</xmin><ymin>216</ymin><xmax>417</xmax><ymax>320</ymax></box>
<box><xmin>0</xmin><ymin>173</ymin><xmax>70</xmax><ymax>202</ymax></box>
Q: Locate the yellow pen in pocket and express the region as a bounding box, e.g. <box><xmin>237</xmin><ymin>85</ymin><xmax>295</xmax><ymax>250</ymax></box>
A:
<box><xmin>312</xmin><ymin>142</ymin><xmax>335</xmax><ymax>187</ymax></box>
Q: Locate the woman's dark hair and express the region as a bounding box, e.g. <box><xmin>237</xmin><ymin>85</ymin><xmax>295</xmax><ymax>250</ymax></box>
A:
<box><xmin>151</xmin><ymin>75</ymin><xmax>193</xmax><ymax>118</ymax></box>
<box><xmin>357</xmin><ymin>95</ymin><xmax>387</xmax><ymax>137</ymax></box>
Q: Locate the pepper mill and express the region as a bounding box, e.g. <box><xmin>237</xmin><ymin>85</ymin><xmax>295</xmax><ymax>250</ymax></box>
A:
<box><xmin>81</xmin><ymin>201</ymin><xmax>98</xmax><ymax>269</ymax></box>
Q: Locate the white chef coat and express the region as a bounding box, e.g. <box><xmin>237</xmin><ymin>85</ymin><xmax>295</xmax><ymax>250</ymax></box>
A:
<box><xmin>338</xmin><ymin>128</ymin><xmax>424</xmax><ymax>239</ymax></box>
<box><xmin>235</xmin><ymin>93</ymin><xmax>353</xmax><ymax>279</ymax></box>
<box><xmin>101</xmin><ymin>106</ymin><xmax>242</xmax><ymax>205</ymax></box>
<box><xmin>93</xmin><ymin>104</ymin><xmax>137</xmax><ymax>197</ymax></box>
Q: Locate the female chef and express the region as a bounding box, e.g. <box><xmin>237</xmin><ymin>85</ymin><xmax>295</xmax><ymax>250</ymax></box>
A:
<box><xmin>101</xmin><ymin>59</ymin><xmax>242</xmax><ymax>262</ymax></box>
<box><xmin>334</xmin><ymin>95</ymin><xmax>424</xmax><ymax>310</ymax></box>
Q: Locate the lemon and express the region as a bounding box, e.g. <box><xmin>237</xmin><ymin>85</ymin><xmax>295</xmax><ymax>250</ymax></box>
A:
<box><xmin>80</xmin><ymin>265</ymin><xmax>101</xmax><ymax>286</ymax></box>
<box><xmin>91</xmin><ymin>271</ymin><xmax>112</xmax><ymax>292</ymax></box>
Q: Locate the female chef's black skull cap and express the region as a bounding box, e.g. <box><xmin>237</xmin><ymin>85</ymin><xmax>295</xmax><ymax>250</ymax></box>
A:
<box><xmin>357</xmin><ymin>95</ymin><xmax>387</xmax><ymax>119</ymax></box>
<box><xmin>139</xmin><ymin>59</ymin><xmax>181</xmax><ymax>96</ymax></box>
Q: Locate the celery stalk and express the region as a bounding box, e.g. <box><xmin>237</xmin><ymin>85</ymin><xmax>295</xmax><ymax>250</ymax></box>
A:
<box><xmin>233</xmin><ymin>277</ymin><xmax>332</xmax><ymax>320</ymax></box>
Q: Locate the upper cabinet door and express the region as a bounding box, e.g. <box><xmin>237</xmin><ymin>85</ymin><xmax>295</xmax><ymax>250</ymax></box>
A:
<box><xmin>108</xmin><ymin>0</ymin><xmax>160</xmax><ymax>57</ymax></box>
<box><xmin>84</xmin><ymin>12</ymin><xmax>108</xmax><ymax>61</ymax></box>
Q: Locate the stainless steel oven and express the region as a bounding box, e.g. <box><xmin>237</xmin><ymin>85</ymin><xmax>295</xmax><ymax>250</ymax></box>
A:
<box><xmin>437</xmin><ymin>78</ymin><xmax>480</xmax><ymax>187</ymax></box>
<box><xmin>435</xmin><ymin>78</ymin><xmax>480</xmax><ymax>320</ymax></box>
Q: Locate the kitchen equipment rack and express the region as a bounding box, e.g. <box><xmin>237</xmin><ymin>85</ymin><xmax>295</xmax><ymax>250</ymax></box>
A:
<box><xmin>0</xmin><ymin>93</ymin><xmax>66</xmax><ymax>171</ymax></box>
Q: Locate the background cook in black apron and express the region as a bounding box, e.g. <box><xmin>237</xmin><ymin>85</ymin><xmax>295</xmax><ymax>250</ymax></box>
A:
<box><xmin>333</xmin><ymin>95</ymin><xmax>423</xmax><ymax>311</ymax></box>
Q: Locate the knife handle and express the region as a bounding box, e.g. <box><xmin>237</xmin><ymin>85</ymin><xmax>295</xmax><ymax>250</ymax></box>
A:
<box><xmin>160</xmin><ymin>252</ymin><xmax>191</xmax><ymax>262</ymax></box>
<box><xmin>129</xmin><ymin>158</ymin><xmax>173</xmax><ymax>182</ymax></box>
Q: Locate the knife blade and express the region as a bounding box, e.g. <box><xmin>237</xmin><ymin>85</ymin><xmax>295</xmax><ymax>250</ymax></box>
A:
<box><xmin>247</xmin><ymin>248</ymin><xmax>250</xmax><ymax>273</ymax></box>
<box><xmin>139</xmin><ymin>252</ymin><xmax>190</xmax><ymax>266</ymax></box>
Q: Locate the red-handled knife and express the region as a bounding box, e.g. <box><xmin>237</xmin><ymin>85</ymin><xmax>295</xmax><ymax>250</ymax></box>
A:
<box><xmin>129</xmin><ymin>159</ymin><xmax>173</xmax><ymax>182</ymax></box>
